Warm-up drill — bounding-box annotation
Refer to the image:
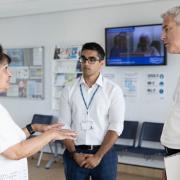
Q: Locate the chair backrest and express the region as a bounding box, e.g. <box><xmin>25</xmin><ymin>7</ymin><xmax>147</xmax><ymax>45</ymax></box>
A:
<box><xmin>120</xmin><ymin>120</ymin><xmax>139</xmax><ymax>146</ymax></box>
<box><xmin>31</xmin><ymin>114</ymin><xmax>53</xmax><ymax>125</ymax></box>
<box><xmin>138</xmin><ymin>122</ymin><xmax>164</xmax><ymax>147</ymax></box>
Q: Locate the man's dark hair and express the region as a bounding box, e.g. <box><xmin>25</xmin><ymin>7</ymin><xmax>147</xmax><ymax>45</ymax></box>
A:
<box><xmin>81</xmin><ymin>42</ymin><xmax>105</xmax><ymax>60</ymax></box>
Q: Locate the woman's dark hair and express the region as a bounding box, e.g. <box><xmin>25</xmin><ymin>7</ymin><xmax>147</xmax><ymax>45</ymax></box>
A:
<box><xmin>0</xmin><ymin>45</ymin><xmax>11</xmax><ymax>64</ymax></box>
<box><xmin>0</xmin><ymin>45</ymin><xmax>3</xmax><ymax>55</ymax></box>
<box><xmin>0</xmin><ymin>45</ymin><xmax>3</xmax><ymax>60</ymax></box>
<box><xmin>81</xmin><ymin>42</ymin><xmax>105</xmax><ymax>60</ymax></box>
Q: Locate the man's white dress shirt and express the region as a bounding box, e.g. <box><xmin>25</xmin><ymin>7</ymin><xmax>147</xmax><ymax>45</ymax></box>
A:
<box><xmin>59</xmin><ymin>74</ymin><xmax>125</xmax><ymax>145</ymax></box>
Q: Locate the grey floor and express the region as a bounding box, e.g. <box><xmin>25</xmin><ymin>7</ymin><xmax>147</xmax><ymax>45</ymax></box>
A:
<box><xmin>28</xmin><ymin>158</ymin><xmax>162</xmax><ymax>180</ymax></box>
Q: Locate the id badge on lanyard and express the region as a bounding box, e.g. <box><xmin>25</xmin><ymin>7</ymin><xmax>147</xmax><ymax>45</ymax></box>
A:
<box><xmin>81</xmin><ymin>121</ymin><xmax>94</xmax><ymax>130</ymax></box>
<box><xmin>80</xmin><ymin>84</ymin><xmax>99</xmax><ymax>131</ymax></box>
<box><xmin>81</xmin><ymin>112</ymin><xmax>94</xmax><ymax>130</ymax></box>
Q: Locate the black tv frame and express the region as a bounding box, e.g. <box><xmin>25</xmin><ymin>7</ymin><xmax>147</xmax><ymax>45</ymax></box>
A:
<box><xmin>105</xmin><ymin>24</ymin><xmax>167</xmax><ymax>66</ymax></box>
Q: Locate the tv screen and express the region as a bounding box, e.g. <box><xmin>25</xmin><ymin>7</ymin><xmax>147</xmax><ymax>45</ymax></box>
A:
<box><xmin>105</xmin><ymin>24</ymin><xmax>166</xmax><ymax>66</ymax></box>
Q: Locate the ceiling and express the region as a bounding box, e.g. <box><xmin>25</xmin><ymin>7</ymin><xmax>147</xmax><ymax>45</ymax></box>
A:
<box><xmin>0</xmin><ymin>0</ymin><xmax>161</xmax><ymax>18</ymax></box>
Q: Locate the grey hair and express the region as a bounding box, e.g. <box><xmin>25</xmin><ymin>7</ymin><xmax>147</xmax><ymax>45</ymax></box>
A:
<box><xmin>161</xmin><ymin>6</ymin><xmax>180</xmax><ymax>25</ymax></box>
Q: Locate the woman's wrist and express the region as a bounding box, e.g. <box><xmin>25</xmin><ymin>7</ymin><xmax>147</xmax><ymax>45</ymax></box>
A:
<box><xmin>31</xmin><ymin>124</ymin><xmax>42</xmax><ymax>132</ymax></box>
<box><xmin>26</xmin><ymin>124</ymin><xmax>35</xmax><ymax>135</ymax></box>
<box><xmin>31</xmin><ymin>124</ymin><xmax>37</xmax><ymax>132</ymax></box>
<box><xmin>41</xmin><ymin>129</ymin><xmax>56</xmax><ymax>141</ymax></box>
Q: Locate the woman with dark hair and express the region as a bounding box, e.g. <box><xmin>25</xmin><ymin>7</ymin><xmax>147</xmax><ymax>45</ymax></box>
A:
<box><xmin>0</xmin><ymin>45</ymin><xmax>77</xmax><ymax>180</ymax></box>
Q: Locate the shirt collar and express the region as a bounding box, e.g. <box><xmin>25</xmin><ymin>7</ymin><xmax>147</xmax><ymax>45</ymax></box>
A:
<box><xmin>79</xmin><ymin>73</ymin><xmax>103</xmax><ymax>87</ymax></box>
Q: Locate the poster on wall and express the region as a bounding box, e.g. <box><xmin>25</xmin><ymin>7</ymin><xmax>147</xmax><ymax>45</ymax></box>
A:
<box><xmin>120</xmin><ymin>72</ymin><xmax>139</xmax><ymax>100</ymax></box>
<box><xmin>103</xmin><ymin>73</ymin><xmax>116</xmax><ymax>82</ymax></box>
<box><xmin>1</xmin><ymin>47</ymin><xmax>44</xmax><ymax>99</ymax></box>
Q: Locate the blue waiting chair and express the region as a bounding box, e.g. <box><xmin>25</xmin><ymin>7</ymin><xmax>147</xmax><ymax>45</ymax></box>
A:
<box><xmin>130</xmin><ymin>122</ymin><xmax>165</xmax><ymax>157</ymax></box>
<box><xmin>114</xmin><ymin>120</ymin><xmax>139</xmax><ymax>153</ymax></box>
<box><xmin>31</xmin><ymin>114</ymin><xmax>54</xmax><ymax>167</ymax></box>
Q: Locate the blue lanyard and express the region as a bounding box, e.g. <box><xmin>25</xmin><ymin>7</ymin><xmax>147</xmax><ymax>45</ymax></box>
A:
<box><xmin>80</xmin><ymin>84</ymin><xmax>99</xmax><ymax>114</ymax></box>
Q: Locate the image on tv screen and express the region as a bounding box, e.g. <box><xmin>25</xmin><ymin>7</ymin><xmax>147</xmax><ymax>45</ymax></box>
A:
<box><xmin>105</xmin><ymin>24</ymin><xmax>166</xmax><ymax>66</ymax></box>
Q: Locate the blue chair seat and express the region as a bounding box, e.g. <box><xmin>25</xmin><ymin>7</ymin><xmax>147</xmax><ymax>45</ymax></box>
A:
<box><xmin>129</xmin><ymin>146</ymin><xmax>165</xmax><ymax>156</ymax></box>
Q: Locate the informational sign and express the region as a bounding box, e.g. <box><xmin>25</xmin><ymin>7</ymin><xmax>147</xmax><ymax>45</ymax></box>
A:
<box><xmin>145</xmin><ymin>73</ymin><xmax>165</xmax><ymax>100</ymax></box>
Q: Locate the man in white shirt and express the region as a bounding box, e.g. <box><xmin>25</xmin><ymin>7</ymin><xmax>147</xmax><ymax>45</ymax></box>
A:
<box><xmin>160</xmin><ymin>6</ymin><xmax>180</xmax><ymax>156</ymax></box>
<box><xmin>59</xmin><ymin>42</ymin><xmax>125</xmax><ymax>180</ymax></box>
<box><xmin>160</xmin><ymin>6</ymin><xmax>180</xmax><ymax>180</ymax></box>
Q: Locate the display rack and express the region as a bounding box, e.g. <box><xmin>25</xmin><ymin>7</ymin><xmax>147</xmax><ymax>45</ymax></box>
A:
<box><xmin>52</xmin><ymin>45</ymin><xmax>82</xmax><ymax>110</ymax></box>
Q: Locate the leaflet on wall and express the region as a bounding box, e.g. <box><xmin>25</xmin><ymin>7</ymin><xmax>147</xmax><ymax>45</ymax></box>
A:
<box><xmin>29</xmin><ymin>66</ymin><xmax>43</xmax><ymax>79</ymax></box>
<box><xmin>55</xmin><ymin>74</ymin><xmax>65</xmax><ymax>86</ymax></box>
<box><xmin>35</xmin><ymin>80</ymin><xmax>43</xmax><ymax>97</ymax></box>
<box><xmin>55</xmin><ymin>74</ymin><xmax>77</xmax><ymax>87</ymax></box>
<box><xmin>27</xmin><ymin>80</ymin><xmax>36</xmax><ymax>98</ymax></box>
<box><xmin>10</xmin><ymin>66</ymin><xmax>29</xmax><ymax>79</ymax></box>
<box><xmin>54</xmin><ymin>45</ymin><xmax>81</xmax><ymax>60</ymax></box>
<box><xmin>27</xmin><ymin>80</ymin><xmax>43</xmax><ymax>99</ymax></box>
<box><xmin>55</xmin><ymin>60</ymin><xmax>77</xmax><ymax>73</ymax></box>
<box><xmin>120</xmin><ymin>72</ymin><xmax>139</xmax><ymax>99</ymax></box>
<box><xmin>33</xmin><ymin>47</ymin><xmax>43</xmax><ymax>65</ymax></box>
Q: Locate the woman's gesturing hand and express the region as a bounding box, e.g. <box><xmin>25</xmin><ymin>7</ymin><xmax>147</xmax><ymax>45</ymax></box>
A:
<box><xmin>53</xmin><ymin>129</ymin><xmax>77</xmax><ymax>140</ymax></box>
<box><xmin>32</xmin><ymin>123</ymin><xmax>77</xmax><ymax>140</ymax></box>
<box><xmin>32</xmin><ymin>123</ymin><xmax>64</xmax><ymax>133</ymax></box>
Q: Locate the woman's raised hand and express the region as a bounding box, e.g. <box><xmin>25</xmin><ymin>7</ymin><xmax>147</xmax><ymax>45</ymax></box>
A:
<box><xmin>32</xmin><ymin>123</ymin><xmax>64</xmax><ymax>133</ymax></box>
<box><xmin>32</xmin><ymin>123</ymin><xmax>77</xmax><ymax>140</ymax></box>
<box><xmin>53</xmin><ymin>129</ymin><xmax>77</xmax><ymax>140</ymax></box>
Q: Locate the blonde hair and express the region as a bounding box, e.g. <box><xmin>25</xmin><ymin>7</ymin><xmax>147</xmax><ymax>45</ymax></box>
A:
<box><xmin>161</xmin><ymin>6</ymin><xmax>180</xmax><ymax>25</ymax></box>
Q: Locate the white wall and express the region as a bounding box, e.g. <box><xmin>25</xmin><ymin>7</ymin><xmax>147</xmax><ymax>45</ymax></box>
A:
<box><xmin>0</xmin><ymin>0</ymin><xmax>179</xmax><ymax>127</ymax></box>
<box><xmin>0</xmin><ymin>0</ymin><xmax>180</xmax><ymax>168</ymax></box>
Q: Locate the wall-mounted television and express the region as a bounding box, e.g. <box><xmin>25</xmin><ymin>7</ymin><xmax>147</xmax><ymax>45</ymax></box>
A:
<box><xmin>105</xmin><ymin>24</ymin><xmax>166</xmax><ymax>66</ymax></box>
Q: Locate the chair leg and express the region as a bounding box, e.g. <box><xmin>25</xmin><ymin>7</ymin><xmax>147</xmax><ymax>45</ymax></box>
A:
<box><xmin>45</xmin><ymin>142</ymin><xmax>59</xmax><ymax>169</ymax></box>
<box><xmin>49</xmin><ymin>142</ymin><xmax>54</xmax><ymax>154</ymax></box>
<box><xmin>37</xmin><ymin>149</ymin><xmax>44</xmax><ymax>167</ymax></box>
<box><xmin>36</xmin><ymin>143</ymin><xmax>54</xmax><ymax>168</ymax></box>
